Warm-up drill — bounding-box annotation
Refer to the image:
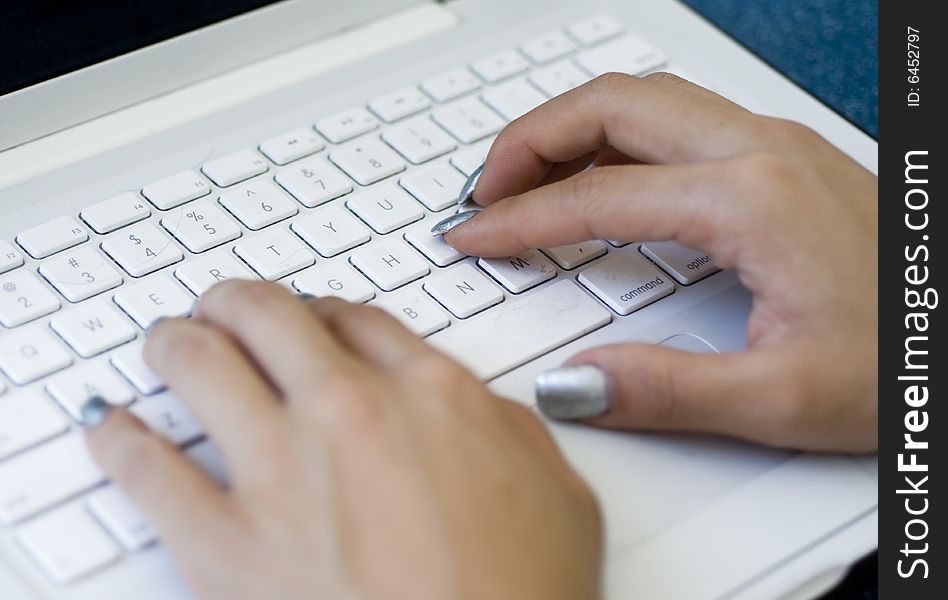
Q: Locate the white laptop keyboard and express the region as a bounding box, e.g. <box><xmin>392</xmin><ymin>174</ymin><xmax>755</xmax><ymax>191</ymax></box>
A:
<box><xmin>0</xmin><ymin>14</ymin><xmax>721</xmax><ymax>587</ymax></box>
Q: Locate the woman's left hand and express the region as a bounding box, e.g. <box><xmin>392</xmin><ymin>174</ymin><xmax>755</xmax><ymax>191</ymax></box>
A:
<box><xmin>86</xmin><ymin>281</ymin><xmax>602</xmax><ymax>600</ymax></box>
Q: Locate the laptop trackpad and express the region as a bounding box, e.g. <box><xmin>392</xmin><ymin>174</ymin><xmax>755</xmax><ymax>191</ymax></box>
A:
<box><xmin>657</xmin><ymin>333</ymin><xmax>719</xmax><ymax>353</ymax></box>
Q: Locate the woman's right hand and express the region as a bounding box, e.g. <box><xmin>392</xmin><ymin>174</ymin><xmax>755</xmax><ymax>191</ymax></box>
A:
<box><xmin>445</xmin><ymin>72</ymin><xmax>878</xmax><ymax>453</ymax></box>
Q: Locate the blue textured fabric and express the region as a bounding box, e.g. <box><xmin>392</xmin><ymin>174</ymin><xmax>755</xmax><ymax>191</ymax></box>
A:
<box><xmin>680</xmin><ymin>0</ymin><xmax>878</xmax><ymax>137</ymax></box>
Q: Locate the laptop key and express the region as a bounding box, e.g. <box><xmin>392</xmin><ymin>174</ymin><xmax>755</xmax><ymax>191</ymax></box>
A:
<box><xmin>579</xmin><ymin>252</ymin><xmax>675</xmax><ymax>316</ymax></box>
<box><xmin>369</xmin><ymin>86</ymin><xmax>431</xmax><ymax>123</ymax></box>
<box><xmin>141</xmin><ymin>170</ymin><xmax>211</xmax><ymax>210</ymax></box>
<box><xmin>574</xmin><ymin>35</ymin><xmax>666</xmax><ymax>77</ymax></box>
<box><xmin>276</xmin><ymin>156</ymin><xmax>353</xmax><ymax>208</ymax></box>
<box><xmin>0</xmin><ymin>389</ymin><xmax>69</xmax><ymax>461</ymax></box>
<box><xmin>0</xmin><ymin>325</ymin><xmax>73</xmax><ymax>385</ymax></box>
<box><xmin>0</xmin><ymin>270</ymin><xmax>61</xmax><ymax>327</ymax></box>
<box><xmin>0</xmin><ymin>240</ymin><xmax>25</xmax><ymax>274</ymax></box>
<box><xmin>293</xmin><ymin>263</ymin><xmax>376</xmax><ymax>304</ymax></box>
<box><xmin>330</xmin><ymin>137</ymin><xmax>406</xmax><ymax>186</ymax></box>
<box><xmin>420</xmin><ymin>68</ymin><xmax>481</xmax><ymax>103</ymax></box>
<box><xmin>567</xmin><ymin>14</ymin><xmax>624</xmax><ymax>45</ymax></box>
<box><xmin>160</xmin><ymin>200</ymin><xmax>242</xmax><ymax>253</ymax></box>
<box><xmin>114</xmin><ymin>273</ymin><xmax>194</xmax><ymax>329</ymax></box>
<box><xmin>291</xmin><ymin>204</ymin><xmax>371</xmax><ymax>258</ymax></box>
<box><xmin>39</xmin><ymin>246</ymin><xmax>124</xmax><ymax>302</ymax></box>
<box><xmin>542</xmin><ymin>241</ymin><xmax>607</xmax><ymax>269</ymax></box>
<box><xmin>50</xmin><ymin>300</ymin><xmax>137</xmax><ymax>358</ymax></box>
<box><xmin>219</xmin><ymin>178</ymin><xmax>298</xmax><ymax>230</ymax></box>
<box><xmin>470</xmin><ymin>49</ymin><xmax>530</xmax><ymax>83</ymax></box>
<box><xmin>478</xmin><ymin>250</ymin><xmax>558</xmax><ymax>293</ymax></box>
<box><xmin>174</xmin><ymin>250</ymin><xmax>257</xmax><ymax>296</ymax></box>
<box><xmin>640</xmin><ymin>241</ymin><xmax>720</xmax><ymax>285</ymax></box>
<box><xmin>346</xmin><ymin>183</ymin><xmax>424</xmax><ymax>235</ymax></box>
<box><xmin>131</xmin><ymin>391</ymin><xmax>203</xmax><ymax>446</ymax></box>
<box><xmin>17</xmin><ymin>216</ymin><xmax>88</xmax><ymax>259</ymax></box>
<box><xmin>399</xmin><ymin>163</ymin><xmax>467</xmax><ymax>212</ymax></box>
<box><xmin>404</xmin><ymin>222</ymin><xmax>466</xmax><ymax>267</ymax></box>
<box><xmin>259</xmin><ymin>126</ymin><xmax>325</xmax><ymax>166</ymax></box>
<box><xmin>80</xmin><ymin>192</ymin><xmax>151</xmax><ymax>234</ymax></box>
<box><xmin>450</xmin><ymin>138</ymin><xmax>495</xmax><ymax>177</ymax></box>
<box><xmin>423</xmin><ymin>264</ymin><xmax>504</xmax><ymax>319</ymax></box>
<box><xmin>382</xmin><ymin>116</ymin><xmax>457</xmax><ymax>164</ymax></box>
<box><xmin>47</xmin><ymin>362</ymin><xmax>135</xmax><ymax>421</ymax></box>
<box><xmin>16</xmin><ymin>503</ymin><xmax>121</xmax><ymax>584</ymax></box>
<box><xmin>315</xmin><ymin>107</ymin><xmax>378</xmax><ymax>144</ymax></box>
<box><xmin>202</xmin><ymin>149</ymin><xmax>268</xmax><ymax>187</ymax></box>
<box><xmin>86</xmin><ymin>486</ymin><xmax>157</xmax><ymax>551</ymax></box>
<box><xmin>234</xmin><ymin>229</ymin><xmax>316</xmax><ymax>281</ymax></box>
<box><xmin>432</xmin><ymin>97</ymin><xmax>505</xmax><ymax>144</ymax></box>
<box><xmin>111</xmin><ymin>341</ymin><xmax>165</xmax><ymax>395</ymax></box>
<box><xmin>350</xmin><ymin>238</ymin><xmax>429</xmax><ymax>291</ymax></box>
<box><xmin>102</xmin><ymin>222</ymin><xmax>185</xmax><ymax>278</ymax></box>
<box><xmin>519</xmin><ymin>31</ymin><xmax>577</xmax><ymax>64</ymax></box>
<box><xmin>372</xmin><ymin>288</ymin><xmax>450</xmax><ymax>337</ymax></box>
<box><xmin>481</xmin><ymin>77</ymin><xmax>549</xmax><ymax>121</ymax></box>
<box><xmin>529</xmin><ymin>59</ymin><xmax>592</xmax><ymax>97</ymax></box>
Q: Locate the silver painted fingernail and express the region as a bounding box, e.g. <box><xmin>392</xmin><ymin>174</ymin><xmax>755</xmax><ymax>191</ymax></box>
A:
<box><xmin>299</xmin><ymin>293</ymin><xmax>316</xmax><ymax>301</ymax></box>
<box><xmin>80</xmin><ymin>396</ymin><xmax>113</xmax><ymax>428</ymax></box>
<box><xmin>430</xmin><ymin>209</ymin><xmax>481</xmax><ymax>236</ymax></box>
<box><xmin>535</xmin><ymin>365</ymin><xmax>611</xmax><ymax>420</ymax></box>
<box><xmin>457</xmin><ymin>163</ymin><xmax>484</xmax><ymax>206</ymax></box>
<box><xmin>145</xmin><ymin>316</ymin><xmax>169</xmax><ymax>336</ymax></box>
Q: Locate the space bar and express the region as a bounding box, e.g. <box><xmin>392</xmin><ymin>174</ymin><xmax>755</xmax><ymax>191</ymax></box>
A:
<box><xmin>428</xmin><ymin>280</ymin><xmax>612</xmax><ymax>380</ymax></box>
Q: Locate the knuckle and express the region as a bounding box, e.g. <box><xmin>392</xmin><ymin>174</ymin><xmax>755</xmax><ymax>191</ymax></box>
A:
<box><xmin>732</xmin><ymin>151</ymin><xmax>800</xmax><ymax>196</ymax></box>
<box><xmin>643</xmin><ymin>70</ymin><xmax>686</xmax><ymax>87</ymax></box>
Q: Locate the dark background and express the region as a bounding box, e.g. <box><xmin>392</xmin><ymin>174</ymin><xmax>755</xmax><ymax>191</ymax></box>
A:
<box><xmin>680</xmin><ymin>1</ymin><xmax>878</xmax><ymax>598</ymax></box>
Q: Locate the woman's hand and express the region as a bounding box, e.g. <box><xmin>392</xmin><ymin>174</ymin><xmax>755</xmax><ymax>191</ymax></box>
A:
<box><xmin>86</xmin><ymin>282</ymin><xmax>601</xmax><ymax>600</ymax></box>
<box><xmin>444</xmin><ymin>72</ymin><xmax>877</xmax><ymax>453</ymax></box>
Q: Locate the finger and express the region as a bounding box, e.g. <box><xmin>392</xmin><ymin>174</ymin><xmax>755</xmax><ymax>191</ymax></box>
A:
<box><xmin>303</xmin><ymin>296</ymin><xmax>434</xmax><ymax>370</ymax></box>
<box><xmin>145</xmin><ymin>318</ymin><xmax>282</xmax><ymax>464</ymax></box>
<box><xmin>539</xmin><ymin>344</ymin><xmax>875</xmax><ymax>452</ymax></box>
<box><xmin>446</xmin><ymin>162</ymin><xmax>744</xmax><ymax>260</ymax></box>
<box><xmin>474</xmin><ymin>72</ymin><xmax>754</xmax><ymax>206</ymax></box>
<box><xmin>195</xmin><ymin>280</ymin><xmax>359</xmax><ymax>397</ymax></box>
<box><xmin>86</xmin><ymin>409</ymin><xmax>231</xmax><ymax>553</ymax></box>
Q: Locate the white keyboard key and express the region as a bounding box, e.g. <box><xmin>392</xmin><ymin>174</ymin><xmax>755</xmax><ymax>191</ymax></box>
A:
<box><xmin>567</xmin><ymin>14</ymin><xmax>624</xmax><ymax>45</ymax></box>
<box><xmin>131</xmin><ymin>392</ymin><xmax>203</xmax><ymax>446</ymax></box>
<box><xmin>404</xmin><ymin>222</ymin><xmax>466</xmax><ymax>267</ymax></box>
<box><xmin>640</xmin><ymin>241</ymin><xmax>720</xmax><ymax>285</ymax></box>
<box><xmin>293</xmin><ymin>263</ymin><xmax>376</xmax><ymax>303</ymax></box>
<box><xmin>432</xmin><ymin>97</ymin><xmax>506</xmax><ymax>144</ymax></box>
<box><xmin>382</xmin><ymin>116</ymin><xmax>457</xmax><ymax>164</ymax></box>
<box><xmin>0</xmin><ymin>433</ymin><xmax>104</xmax><ymax>524</ymax></box>
<box><xmin>17</xmin><ymin>503</ymin><xmax>121</xmax><ymax>583</ymax></box>
<box><xmin>160</xmin><ymin>200</ymin><xmax>242</xmax><ymax>253</ymax></box>
<box><xmin>234</xmin><ymin>229</ymin><xmax>315</xmax><ymax>280</ymax></box>
<box><xmin>47</xmin><ymin>362</ymin><xmax>135</xmax><ymax>421</ymax></box>
<box><xmin>478</xmin><ymin>250</ymin><xmax>557</xmax><ymax>293</ymax></box>
<box><xmin>141</xmin><ymin>170</ymin><xmax>211</xmax><ymax>210</ymax></box>
<box><xmin>219</xmin><ymin>178</ymin><xmax>298</xmax><ymax>230</ymax></box>
<box><xmin>114</xmin><ymin>273</ymin><xmax>195</xmax><ymax>328</ymax></box>
<box><xmin>39</xmin><ymin>246</ymin><xmax>124</xmax><ymax>302</ymax></box>
<box><xmin>0</xmin><ymin>270</ymin><xmax>61</xmax><ymax>327</ymax></box>
<box><xmin>0</xmin><ymin>389</ymin><xmax>69</xmax><ymax>461</ymax></box>
<box><xmin>111</xmin><ymin>341</ymin><xmax>164</xmax><ymax>395</ymax></box>
<box><xmin>481</xmin><ymin>78</ymin><xmax>549</xmax><ymax>121</ymax></box>
<box><xmin>291</xmin><ymin>204</ymin><xmax>370</xmax><ymax>258</ymax></box>
<box><xmin>174</xmin><ymin>250</ymin><xmax>257</xmax><ymax>296</ymax></box>
<box><xmin>102</xmin><ymin>222</ymin><xmax>185</xmax><ymax>277</ymax></box>
<box><xmin>315</xmin><ymin>107</ymin><xmax>378</xmax><ymax>143</ymax></box>
<box><xmin>87</xmin><ymin>486</ymin><xmax>156</xmax><ymax>551</ymax></box>
<box><xmin>429</xmin><ymin>280</ymin><xmax>611</xmax><ymax>380</ymax></box>
<box><xmin>16</xmin><ymin>216</ymin><xmax>88</xmax><ymax>259</ymax></box>
<box><xmin>372</xmin><ymin>289</ymin><xmax>450</xmax><ymax>337</ymax></box>
<box><xmin>0</xmin><ymin>240</ymin><xmax>25</xmax><ymax>274</ymax></box>
<box><xmin>0</xmin><ymin>326</ymin><xmax>73</xmax><ymax>385</ymax></box>
<box><xmin>575</xmin><ymin>35</ymin><xmax>666</xmax><ymax>77</ymax></box>
<box><xmin>424</xmin><ymin>263</ymin><xmax>503</xmax><ymax>319</ymax></box>
<box><xmin>529</xmin><ymin>59</ymin><xmax>593</xmax><ymax>97</ymax></box>
<box><xmin>350</xmin><ymin>238</ymin><xmax>429</xmax><ymax>291</ymax></box>
<box><xmin>519</xmin><ymin>31</ymin><xmax>577</xmax><ymax>64</ymax></box>
<box><xmin>542</xmin><ymin>241</ymin><xmax>607</xmax><ymax>269</ymax></box>
<box><xmin>330</xmin><ymin>137</ymin><xmax>406</xmax><ymax>186</ymax></box>
<box><xmin>346</xmin><ymin>183</ymin><xmax>424</xmax><ymax>235</ymax></box>
<box><xmin>202</xmin><ymin>149</ymin><xmax>269</xmax><ymax>187</ymax></box>
<box><xmin>276</xmin><ymin>156</ymin><xmax>353</xmax><ymax>208</ymax></box>
<box><xmin>450</xmin><ymin>138</ymin><xmax>495</xmax><ymax>176</ymax></box>
<box><xmin>80</xmin><ymin>192</ymin><xmax>151</xmax><ymax>234</ymax></box>
<box><xmin>259</xmin><ymin>126</ymin><xmax>326</xmax><ymax>165</ymax></box>
<box><xmin>50</xmin><ymin>300</ymin><xmax>137</xmax><ymax>358</ymax></box>
<box><xmin>186</xmin><ymin>440</ymin><xmax>231</xmax><ymax>486</ymax></box>
<box><xmin>369</xmin><ymin>86</ymin><xmax>431</xmax><ymax>122</ymax></box>
<box><xmin>399</xmin><ymin>163</ymin><xmax>467</xmax><ymax>212</ymax></box>
<box><xmin>470</xmin><ymin>49</ymin><xmax>530</xmax><ymax>83</ymax></box>
<box><xmin>421</xmin><ymin>68</ymin><xmax>481</xmax><ymax>103</ymax></box>
<box><xmin>578</xmin><ymin>252</ymin><xmax>674</xmax><ymax>315</ymax></box>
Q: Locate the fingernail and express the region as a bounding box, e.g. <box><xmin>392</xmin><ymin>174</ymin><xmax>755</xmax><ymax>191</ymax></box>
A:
<box><xmin>534</xmin><ymin>365</ymin><xmax>611</xmax><ymax>420</ymax></box>
<box><xmin>80</xmin><ymin>396</ymin><xmax>113</xmax><ymax>428</ymax></box>
<box><xmin>430</xmin><ymin>210</ymin><xmax>480</xmax><ymax>236</ymax></box>
<box><xmin>299</xmin><ymin>293</ymin><xmax>316</xmax><ymax>301</ymax></box>
<box><xmin>457</xmin><ymin>163</ymin><xmax>484</xmax><ymax>206</ymax></box>
<box><xmin>145</xmin><ymin>316</ymin><xmax>168</xmax><ymax>336</ymax></box>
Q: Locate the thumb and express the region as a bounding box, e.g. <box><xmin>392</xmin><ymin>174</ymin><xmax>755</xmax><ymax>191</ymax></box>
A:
<box><xmin>533</xmin><ymin>342</ymin><xmax>837</xmax><ymax>451</ymax></box>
